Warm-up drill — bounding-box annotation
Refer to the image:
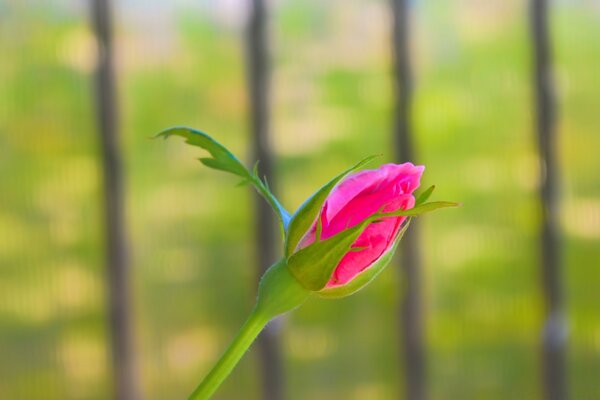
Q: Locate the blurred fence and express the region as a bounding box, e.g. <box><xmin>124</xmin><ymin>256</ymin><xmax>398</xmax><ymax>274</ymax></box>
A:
<box><xmin>1</xmin><ymin>1</ymin><xmax>600</xmax><ymax>399</ymax></box>
<box><xmin>529</xmin><ymin>1</ymin><xmax>566</xmax><ymax>399</ymax></box>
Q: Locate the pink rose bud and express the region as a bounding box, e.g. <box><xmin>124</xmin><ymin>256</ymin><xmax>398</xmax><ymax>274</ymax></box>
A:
<box><xmin>159</xmin><ymin>128</ymin><xmax>457</xmax><ymax>400</ymax></box>
<box><xmin>287</xmin><ymin>162</ymin><xmax>424</xmax><ymax>297</ymax></box>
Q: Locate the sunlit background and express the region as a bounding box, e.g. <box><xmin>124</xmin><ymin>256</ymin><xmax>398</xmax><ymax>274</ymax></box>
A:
<box><xmin>1</xmin><ymin>0</ymin><xmax>599</xmax><ymax>399</ymax></box>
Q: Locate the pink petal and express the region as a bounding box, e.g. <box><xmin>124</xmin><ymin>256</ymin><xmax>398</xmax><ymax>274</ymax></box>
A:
<box><xmin>296</xmin><ymin>162</ymin><xmax>424</xmax><ymax>288</ymax></box>
<box><xmin>326</xmin><ymin>194</ymin><xmax>415</xmax><ymax>287</ymax></box>
<box><xmin>324</xmin><ymin>163</ymin><xmax>423</xmax><ymax>223</ymax></box>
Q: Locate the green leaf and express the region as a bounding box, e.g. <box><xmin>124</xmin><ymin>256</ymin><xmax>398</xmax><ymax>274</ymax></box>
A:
<box><xmin>157</xmin><ymin>126</ymin><xmax>291</xmax><ymax>233</ymax></box>
<box><xmin>415</xmin><ymin>185</ymin><xmax>435</xmax><ymax>206</ymax></box>
<box><xmin>158</xmin><ymin>127</ymin><xmax>250</xmax><ymax>178</ymax></box>
<box><xmin>284</xmin><ymin>155</ymin><xmax>379</xmax><ymax>257</ymax></box>
<box><xmin>317</xmin><ymin>222</ymin><xmax>410</xmax><ymax>298</ymax></box>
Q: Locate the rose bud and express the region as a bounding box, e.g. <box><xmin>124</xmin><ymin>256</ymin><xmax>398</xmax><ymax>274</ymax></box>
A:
<box><xmin>284</xmin><ymin>162</ymin><xmax>425</xmax><ymax>298</ymax></box>
<box><xmin>159</xmin><ymin>127</ymin><xmax>458</xmax><ymax>399</ymax></box>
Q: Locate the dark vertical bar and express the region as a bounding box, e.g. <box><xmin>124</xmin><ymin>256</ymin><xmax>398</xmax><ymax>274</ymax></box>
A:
<box><xmin>90</xmin><ymin>1</ymin><xmax>140</xmax><ymax>400</ymax></box>
<box><xmin>246</xmin><ymin>0</ymin><xmax>284</xmax><ymax>399</ymax></box>
<box><xmin>530</xmin><ymin>1</ymin><xmax>567</xmax><ymax>399</ymax></box>
<box><xmin>390</xmin><ymin>1</ymin><xmax>426</xmax><ymax>400</ymax></box>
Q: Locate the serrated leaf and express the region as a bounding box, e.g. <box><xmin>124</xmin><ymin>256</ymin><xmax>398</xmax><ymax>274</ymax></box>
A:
<box><xmin>284</xmin><ymin>155</ymin><xmax>379</xmax><ymax>257</ymax></box>
<box><xmin>157</xmin><ymin>126</ymin><xmax>291</xmax><ymax>234</ymax></box>
<box><xmin>158</xmin><ymin>127</ymin><xmax>250</xmax><ymax>178</ymax></box>
<box><xmin>415</xmin><ymin>185</ymin><xmax>435</xmax><ymax>206</ymax></box>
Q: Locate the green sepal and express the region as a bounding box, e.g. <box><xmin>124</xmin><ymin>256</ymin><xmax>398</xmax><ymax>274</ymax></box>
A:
<box><xmin>415</xmin><ymin>185</ymin><xmax>435</xmax><ymax>206</ymax></box>
<box><xmin>157</xmin><ymin>126</ymin><xmax>291</xmax><ymax>234</ymax></box>
<box><xmin>287</xmin><ymin>217</ymin><xmax>373</xmax><ymax>291</ymax></box>
<box><xmin>317</xmin><ymin>222</ymin><xmax>410</xmax><ymax>298</ymax></box>
<box><xmin>376</xmin><ymin>201</ymin><xmax>459</xmax><ymax>218</ymax></box>
<box><xmin>287</xmin><ymin>201</ymin><xmax>458</xmax><ymax>292</ymax></box>
<box><xmin>255</xmin><ymin>258</ymin><xmax>311</xmax><ymax>320</ymax></box>
<box><xmin>284</xmin><ymin>155</ymin><xmax>379</xmax><ymax>257</ymax></box>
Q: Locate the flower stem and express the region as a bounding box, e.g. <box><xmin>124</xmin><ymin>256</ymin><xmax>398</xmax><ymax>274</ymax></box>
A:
<box><xmin>188</xmin><ymin>308</ymin><xmax>268</xmax><ymax>400</ymax></box>
<box><xmin>187</xmin><ymin>259</ymin><xmax>311</xmax><ymax>399</ymax></box>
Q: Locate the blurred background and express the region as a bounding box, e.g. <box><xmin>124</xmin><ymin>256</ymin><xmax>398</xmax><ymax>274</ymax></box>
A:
<box><xmin>1</xmin><ymin>0</ymin><xmax>599</xmax><ymax>399</ymax></box>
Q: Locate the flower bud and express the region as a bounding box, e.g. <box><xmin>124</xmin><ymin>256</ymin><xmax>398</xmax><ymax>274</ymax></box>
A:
<box><xmin>286</xmin><ymin>163</ymin><xmax>424</xmax><ymax>298</ymax></box>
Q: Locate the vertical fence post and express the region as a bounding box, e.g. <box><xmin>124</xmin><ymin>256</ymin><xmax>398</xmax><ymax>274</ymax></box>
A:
<box><xmin>90</xmin><ymin>1</ymin><xmax>140</xmax><ymax>399</ymax></box>
<box><xmin>390</xmin><ymin>1</ymin><xmax>426</xmax><ymax>400</ymax></box>
<box><xmin>530</xmin><ymin>1</ymin><xmax>567</xmax><ymax>399</ymax></box>
<box><xmin>246</xmin><ymin>0</ymin><xmax>284</xmax><ymax>399</ymax></box>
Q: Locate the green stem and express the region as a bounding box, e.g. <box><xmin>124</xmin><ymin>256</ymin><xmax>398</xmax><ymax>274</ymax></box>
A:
<box><xmin>188</xmin><ymin>259</ymin><xmax>311</xmax><ymax>399</ymax></box>
<box><xmin>251</xmin><ymin>175</ymin><xmax>291</xmax><ymax>232</ymax></box>
<box><xmin>188</xmin><ymin>308</ymin><xmax>268</xmax><ymax>400</ymax></box>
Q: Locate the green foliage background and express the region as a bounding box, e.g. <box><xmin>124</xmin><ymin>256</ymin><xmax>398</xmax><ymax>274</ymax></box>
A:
<box><xmin>0</xmin><ymin>1</ymin><xmax>599</xmax><ymax>399</ymax></box>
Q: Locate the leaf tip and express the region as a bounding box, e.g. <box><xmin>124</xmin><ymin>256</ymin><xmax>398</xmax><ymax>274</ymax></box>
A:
<box><xmin>155</xmin><ymin>127</ymin><xmax>183</xmax><ymax>140</ymax></box>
